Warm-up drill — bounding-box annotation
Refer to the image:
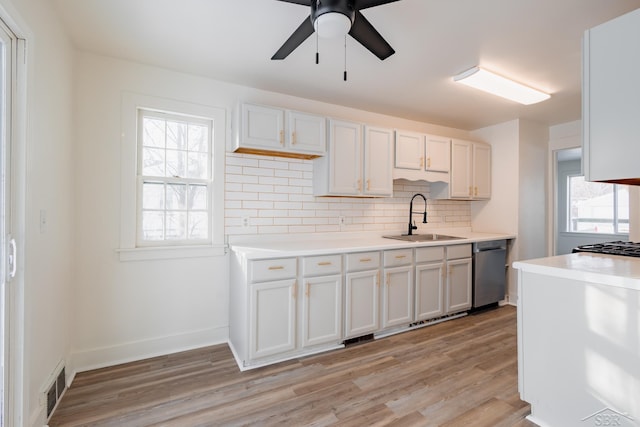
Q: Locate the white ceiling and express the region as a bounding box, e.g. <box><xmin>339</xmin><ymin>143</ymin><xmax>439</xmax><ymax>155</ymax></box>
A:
<box><xmin>52</xmin><ymin>0</ymin><xmax>640</xmax><ymax>130</ymax></box>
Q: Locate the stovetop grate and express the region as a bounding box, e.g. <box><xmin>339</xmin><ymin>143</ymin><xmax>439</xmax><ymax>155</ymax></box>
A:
<box><xmin>573</xmin><ymin>241</ymin><xmax>640</xmax><ymax>257</ymax></box>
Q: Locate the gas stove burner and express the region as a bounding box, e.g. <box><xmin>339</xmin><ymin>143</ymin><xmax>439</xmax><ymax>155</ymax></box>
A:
<box><xmin>573</xmin><ymin>241</ymin><xmax>640</xmax><ymax>257</ymax></box>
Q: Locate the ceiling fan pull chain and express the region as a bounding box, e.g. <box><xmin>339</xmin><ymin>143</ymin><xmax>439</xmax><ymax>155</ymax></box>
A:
<box><xmin>316</xmin><ymin>26</ymin><xmax>319</xmax><ymax>64</ymax></box>
<box><xmin>344</xmin><ymin>35</ymin><xmax>348</xmax><ymax>81</ymax></box>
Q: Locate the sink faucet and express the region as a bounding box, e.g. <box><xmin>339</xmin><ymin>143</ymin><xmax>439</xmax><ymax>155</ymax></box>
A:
<box><xmin>408</xmin><ymin>193</ymin><xmax>428</xmax><ymax>235</ymax></box>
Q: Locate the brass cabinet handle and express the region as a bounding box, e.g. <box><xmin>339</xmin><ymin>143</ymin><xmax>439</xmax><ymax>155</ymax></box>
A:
<box><xmin>474</xmin><ymin>186</ymin><xmax>478</xmax><ymax>196</ymax></box>
<box><xmin>427</xmin><ymin>157</ymin><xmax>431</xmax><ymax>168</ymax></box>
<box><xmin>357</xmin><ymin>179</ymin><xmax>362</xmax><ymax>192</ymax></box>
<box><xmin>292</xmin><ymin>131</ymin><xmax>297</xmax><ymax>145</ymax></box>
<box><xmin>317</xmin><ymin>261</ymin><xmax>332</xmax><ymax>266</ymax></box>
<box><xmin>420</xmin><ymin>157</ymin><xmax>424</xmax><ymax>168</ymax></box>
<box><xmin>469</xmin><ymin>186</ymin><xmax>473</xmax><ymax>196</ymax></box>
<box><xmin>360</xmin><ymin>258</ymin><xmax>372</xmax><ymax>263</ymax></box>
<box><xmin>395</xmin><ymin>255</ymin><xmax>407</xmax><ymax>259</ymax></box>
<box><xmin>268</xmin><ymin>266</ymin><xmax>285</xmax><ymax>270</ymax></box>
<box><xmin>279</xmin><ymin>130</ymin><xmax>284</xmax><ymax>145</ymax></box>
<box><xmin>386</xmin><ymin>273</ymin><xmax>390</xmax><ymax>286</ymax></box>
<box><xmin>305</xmin><ymin>282</ymin><xmax>310</xmax><ymax>297</ymax></box>
<box><xmin>292</xmin><ymin>281</ymin><xmax>297</xmax><ymax>299</ymax></box>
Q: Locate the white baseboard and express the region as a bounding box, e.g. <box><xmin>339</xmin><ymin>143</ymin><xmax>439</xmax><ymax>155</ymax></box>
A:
<box><xmin>69</xmin><ymin>326</ymin><xmax>228</xmax><ymax>377</ymax></box>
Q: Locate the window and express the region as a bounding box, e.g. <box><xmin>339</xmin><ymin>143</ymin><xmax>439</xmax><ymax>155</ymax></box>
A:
<box><xmin>138</xmin><ymin>110</ymin><xmax>212</xmax><ymax>245</ymax></box>
<box><xmin>567</xmin><ymin>175</ymin><xmax>628</xmax><ymax>234</ymax></box>
<box><xmin>119</xmin><ymin>93</ymin><xmax>225</xmax><ymax>261</ymax></box>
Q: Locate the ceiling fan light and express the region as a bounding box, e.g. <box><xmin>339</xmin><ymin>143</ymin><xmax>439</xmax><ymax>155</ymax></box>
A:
<box><xmin>453</xmin><ymin>66</ymin><xmax>551</xmax><ymax>105</ymax></box>
<box><xmin>314</xmin><ymin>12</ymin><xmax>351</xmax><ymax>39</ymax></box>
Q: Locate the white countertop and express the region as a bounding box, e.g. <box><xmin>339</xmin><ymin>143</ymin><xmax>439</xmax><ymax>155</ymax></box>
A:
<box><xmin>229</xmin><ymin>229</ymin><xmax>515</xmax><ymax>259</ymax></box>
<box><xmin>513</xmin><ymin>253</ymin><xmax>640</xmax><ymax>291</ymax></box>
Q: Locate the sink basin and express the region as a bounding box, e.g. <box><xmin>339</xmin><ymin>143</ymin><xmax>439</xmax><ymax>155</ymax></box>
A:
<box><xmin>383</xmin><ymin>234</ymin><xmax>464</xmax><ymax>242</ymax></box>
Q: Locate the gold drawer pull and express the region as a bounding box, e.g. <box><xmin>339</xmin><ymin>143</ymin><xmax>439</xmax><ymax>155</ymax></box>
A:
<box><xmin>317</xmin><ymin>261</ymin><xmax>332</xmax><ymax>266</ymax></box>
<box><xmin>268</xmin><ymin>266</ymin><xmax>285</xmax><ymax>271</ymax></box>
<box><xmin>359</xmin><ymin>258</ymin><xmax>372</xmax><ymax>263</ymax></box>
<box><xmin>395</xmin><ymin>255</ymin><xmax>407</xmax><ymax>259</ymax></box>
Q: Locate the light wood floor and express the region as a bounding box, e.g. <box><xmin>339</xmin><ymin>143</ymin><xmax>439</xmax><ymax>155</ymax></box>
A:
<box><xmin>49</xmin><ymin>306</ymin><xmax>537</xmax><ymax>426</ymax></box>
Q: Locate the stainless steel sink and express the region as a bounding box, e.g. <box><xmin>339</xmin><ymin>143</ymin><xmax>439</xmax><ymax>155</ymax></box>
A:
<box><xmin>383</xmin><ymin>234</ymin><xmax>464</xmax><ymax>242</ymax></box>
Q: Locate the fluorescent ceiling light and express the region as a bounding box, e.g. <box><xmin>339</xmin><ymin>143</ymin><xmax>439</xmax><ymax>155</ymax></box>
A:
<box><xmin>453</xmin><ymin>66</ymin><xmax>551</xmax><ymax>105</ymax></box>
<box><xmin>314</xmin><ymin>12</ymin><xmax>351</xmax><ymax>39</ymax></box>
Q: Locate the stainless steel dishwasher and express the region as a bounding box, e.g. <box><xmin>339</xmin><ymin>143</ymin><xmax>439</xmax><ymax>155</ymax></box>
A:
<box><xmin>472</xmin><ymin>240</ymin><xmax>507</xmax><ymax>308</ymax></box>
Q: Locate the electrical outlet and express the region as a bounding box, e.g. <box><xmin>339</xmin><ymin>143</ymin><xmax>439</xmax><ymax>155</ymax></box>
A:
<box><xmin>242</xmin><ymin>217</ymin><xmax>250</xmax><ymax>228</ymax></box>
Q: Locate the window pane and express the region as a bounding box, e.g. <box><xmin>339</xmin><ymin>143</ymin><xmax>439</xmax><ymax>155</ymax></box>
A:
<box><xmin>166</xmin><ymin>184</ymin><xmax>187</xmax><ymax>210</ymax></box>
<box><xmin>142</xmin><ymin>211</ymin><xmax>164</xmax><ymax>240</ymax></box>
<box><xmin>187</xmin><ymin>152</ymin><xmax>209</xmax><ymax>179</ymax></box>
<box><xmin>569</xmin><ymin>176</ymin><xmax>614</xmax><ymax>233</ymax></box>
<box><xmin>166</xmin><ymin>149</ymin><xmax>187</xmax><ymax>178</ymax></box>
<box><xmin>142</xmin><ymin>147</ymin><xmax>165</xmax><ymax>176</ymax></box>
<box><xmin>166</xmin><ymin>121</ymin><xmax>188</xmax><ymax>150</ymax></box>
<box><xmin>188</xmin><ymin>124</ymin><xmax>208</xmax><ymax>152</ymax></box>
<box><xmin>142</xmin><ymin>182</ymin><xmax>165</xmax><ymax>209</ymax></box>
<box><xmin>188</xmin><ymin>184</ymin><xmax>208</xmax><ymax>210</ymax></box>
<box><xmin>617</xmin><ymin>186</ymin><xmax>629</xmax><ymax>233</ymax></box>
<box><xmin>142</xmin><ymin>117</ymin><xmax>165</xmax><ymax>148</ymax></box>
<box><xmin>166</xmin><ymin>212</ymin><xmax>186</xmax><ymax>240</ymax></box>
<box><xmin>188</xmin><ymin>212</ymin><xmax>209</xmax><ymax>239</ymax></box>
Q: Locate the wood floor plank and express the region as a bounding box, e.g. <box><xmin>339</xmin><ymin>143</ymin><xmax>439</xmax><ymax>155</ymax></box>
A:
<box><xmin>49</xmin><ymin>306</ymin><xmax>536</xmax><ymax>426</ymax></box>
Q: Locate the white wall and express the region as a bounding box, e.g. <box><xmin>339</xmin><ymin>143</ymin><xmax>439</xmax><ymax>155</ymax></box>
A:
<box><xmin>0</xmin><ymin>0</ymin><xmax>75</xmax><ymax>425</ymax></box>
<box><xmin>70</xmin><ymin>53</ymin><xmax>476</xmax><ymax>378</ymax></box>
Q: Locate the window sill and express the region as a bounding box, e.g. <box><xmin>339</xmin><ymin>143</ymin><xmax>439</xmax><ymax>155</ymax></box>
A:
<box><xmin>117</xmin><ymin>244</ymin><xmax>227</xmax><ymax>262</ymax></box>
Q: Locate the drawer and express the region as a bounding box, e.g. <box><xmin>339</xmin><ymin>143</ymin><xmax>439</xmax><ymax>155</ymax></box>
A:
<box><xmin>384</xmin><ymin>248</ymin><xmax>413</xmax><ymax>267</ymax></box>
<box><xmin>446</xmin><ymin>244</ymin><xmax>472</xmax><ymax>260</ymax></box>
<box><xmin>303</xmin><ymin>254</ymin><xmax>342</xmax><ymax>276</ymax></box>
<box><xmin>249</xmin><ymin>258</ymin><xmax>297</xmax><ymax>283</ymax></box>
<box><xmin>345</xmin><ymin>251</ymin><xmax>380</xmax><ymax>272</ymax></box>
<box><xmin>415</xmin><ymin>246</ymin><xmax>444</xmax><ymax>263</ymax></box>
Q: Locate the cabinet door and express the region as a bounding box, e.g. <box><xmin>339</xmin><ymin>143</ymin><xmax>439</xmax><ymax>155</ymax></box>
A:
<box><xmin>425</xmin><ymin>135</ymin><xmax>450</xmax><ymax>172</ymax></box>
<box><xmin>450</xmin><ymin>139</ymin><xmax>472</xmax><ymax>198</ymax></box>
<box><xmin>302</xmin><ymin>275</ymin><xmax>342</xmax><ymax>348</ymax></box>
<box><xmin>446</xmin><ymin>258</ymin><xmax>472</xmax><ymax>313</ymax></box>
<box><xmin>394</xmin><ymin>130</ymin><xmax>424</xmax><ymax>170</ymax></box>
<box><xmin>344</xmin><ymin>270</ymin><xmax>379</xmax><ymax>338</ymax></box>
<box><xmin>364</xmin><ymin>126</ymin><xmax>393</xmax><ymax>196</ymax></box>
<box><xmin>328</xmin><ymin>120</ymin><xmax>362</xmax><ymax>195</ymax></box>
<box><xmin>242</xmin><ymin>104</ymin><xmax>284</xmax><ymax>150</ymax></box>
<box><xmin>249</xmin><ymin>279</ymin><xmax>296</xmax><ymax>359</ymax></box>
<box><xmin>415</xmin><ymin>262</ymin><xmax>445</xmax><ymax>321</ymax></box>
<box><xmin>382</xmin><ymin>266</ymin><xmax>413</xmax><ymax>329</ymax></box>
<box><xmin>472</xmin><ymin>143</ymin><xmax>491</xmax><ymax>199</ymax></box>
<box><xmin>288</xmin><ymin>111</ymin><xmax>326</xmax><ymax>155</ymax></box>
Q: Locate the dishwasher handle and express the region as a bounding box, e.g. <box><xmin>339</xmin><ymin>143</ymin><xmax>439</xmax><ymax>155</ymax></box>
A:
<box><xmin>473</xmin><ymin>240</ymin><xmax>507</xmax><ymax>252</ymax></box>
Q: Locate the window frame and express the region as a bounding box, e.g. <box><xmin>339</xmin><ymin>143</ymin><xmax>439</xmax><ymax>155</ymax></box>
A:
<box><xmin>119</xmin><ymin>92</ymin><xmax>226</xmax><ymax>261</ymax></box>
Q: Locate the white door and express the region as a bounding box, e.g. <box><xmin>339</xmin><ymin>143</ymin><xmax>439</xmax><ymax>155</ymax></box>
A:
<box><xmin>363</xmin><ymin>126</ymin><xmax>393</xmax><ymax>196</ymax></box>
<box><xmin>415</xmin><ymin>262</ymin><xmax>445</xmax><ymax>321</ymax></box>
<box><xmin>328</xmin><ymin>120</ymin><xmax>362</xmax><ymax>195</ymax></box>
<box><xmin>287</xmin><ymin>111</ymin><xmax>326</xmax><ymax>155</ymax></box>
<box><xmin>301</xmin><ymin>275</ymin><xmax>342</xmax><ymax>348</ymax></box>
<box><xmin>381</xmin><ymin>266</ymin><xmax>413</xmax><ymax>328</ymax></box>
<box><xmin>425</xmin><ymin>135</ymin><xmax>450</xmax><ymax>172</ymax></box>
<box><xmin>472</xmin><ymin>143</ymin><xmax>491</xmax><ymax>199</ymax></box>
<box><xmin>344</xmin><ymin>270</ymin><xmax>379</xmax><ymax>338</ymax></box>
<box><xmin>242</xmin><ymin>103</ymin><xmax>284</xmax><ymax>150</ymax></box>
<box><xmin>450</xmin><ymin>139</ymin><xmax>472</xmax><ymax>198</ymax></box>
<box><xmin>446</xmin><ymin>258</ymin><xmax>472</xmax><ymax>313</ymax></box>
<box><xmin>0</xmin><ymin>21</ymin><xmax>21</xmax><ymax>427</ymax></box>
<box><xmin>394</xmin><ymin>130</ymin><xmax>423</xmax><ymax>170</ymax></box>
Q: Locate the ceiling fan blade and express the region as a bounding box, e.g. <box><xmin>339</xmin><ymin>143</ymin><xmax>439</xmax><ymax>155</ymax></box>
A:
<box><xmin>271</xmin><ymin>16</ymin><xmax>315</xmax><ymax>60</ymax></box>
<box><xmin>353</xmin><ymin>0</ymin><xmax>401</xmax><ymax>10</ymax></box>
<box><xmin>274</xmin><ymin>0</ymin><xmax>312</xmax><ymax>5</ymax></box>
<box><xmin>348</xmin><ymin>10</ymin><xmax>395</xmax><ymax>60</ymax></box>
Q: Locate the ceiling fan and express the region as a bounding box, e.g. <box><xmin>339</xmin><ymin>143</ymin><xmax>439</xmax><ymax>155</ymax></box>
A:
<box><xmin>271</xmin><ymin>0</ymin><xmax>401</xmax><ymax>61</ymax></box>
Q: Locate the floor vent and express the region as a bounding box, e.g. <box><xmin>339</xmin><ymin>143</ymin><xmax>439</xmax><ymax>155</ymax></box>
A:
<box><xmin>343</xmin><ymin>333</ymin><xmax>374</xmax><ymax>346</ymax></box>
<box><xmin>43</xmin><ymin>361</ymin><xmax>67</xmax><ymax>420</ymax></box>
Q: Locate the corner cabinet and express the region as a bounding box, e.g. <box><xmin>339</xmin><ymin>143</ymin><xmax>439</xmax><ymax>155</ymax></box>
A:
<box><xmin>313</xmin><ymin>120</ymin><xmax>393</xmax><ymax>197</ymax></box>
<box><xmin>583</xmin><ymin>9</ymin><xmax>640</xmax><ymax>185</ymax></box>
<box><xmin>233</xmin><ymin>103</ymin><xmax>326</xmax><ymax>159</ymax></box>
<box><xmin>432</xmin><ymin>139</ymin><xmax>491</xmax><ymax>200</ymax></box>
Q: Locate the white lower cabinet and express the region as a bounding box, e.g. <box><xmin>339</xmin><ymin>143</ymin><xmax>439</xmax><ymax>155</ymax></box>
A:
<box><xmin>249</xmin><ymin>279</ymin><xmax>297</xmax><ymax>360</ymax></box>
<box><xmin>381</xmin><ymin>249</ymin><xmax>414</xmax><ymax>329</ymax></box>
<box><xmin>344</xmin><ymin>251</ymin><xmax>381</xmax><ymax>339</ymax></box>
<box><xmin>445</xmin><ymin>245</ymin><xmax>473</xmax><ymax>313</ymax></box>
<box><xmin>415</xmin><ymin>263</ymin><xmax>445</xmax><ymax>321</ymax></box>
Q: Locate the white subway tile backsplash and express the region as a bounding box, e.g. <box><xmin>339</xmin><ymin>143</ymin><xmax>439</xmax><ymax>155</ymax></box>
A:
<box><xmin>225</xmin><ymin>153</ymin><xmax>471</xmax><ymax>236</ymax></box>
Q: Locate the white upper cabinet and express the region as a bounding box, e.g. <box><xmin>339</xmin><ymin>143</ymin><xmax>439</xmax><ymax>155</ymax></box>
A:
<box><xmin>433</xmin><ymin>139</ymin><xmax>491</xmax><ymax>200</ymax></box>
<box><xmin>313</xmin><ymin>120</ymin><xmax>393</xmax><ymax>197</ymax></box>
<box><xmin>233</xmin><ymin>103</ymin><xmax>326</xmax><ymax>158</ymax></box>
<box><xmin>393</xmin><ymin>130</ymin><xmax>451</xmax><ymax>181</ymax></box>
<box><xmin>583</xmin><ymin>9</ymin><xmax>640</xmax><ymax>185</ymax></box>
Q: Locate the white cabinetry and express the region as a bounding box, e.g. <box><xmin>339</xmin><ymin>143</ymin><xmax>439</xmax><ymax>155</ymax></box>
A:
<box><xmin>393</xmin><ymin>131</ymin><xmax>450</xmax><ymax>182</ymax></box>
<box><xmin>432</xmin><ymin>139</ymin><xmax>491</xmax><ymax>200</ymax></box>
<box><xmin>415</xmin><ymin>246</ymin><xmax>445</xmax><ymax>321</ymax></box>
<box><xmin>344</xmin><ymin>251</ymin><xmax>381</xmax><ymax>338</ymax></box>
<box><xmin>381</xmin><ymin>249</ymin><xmax>414</xmax><ymax>330</ymax></box>
<box><xmin>445</xmin><ymin>244</ymin><xmax>472</xmax><ymax>313</ymax></box>
<box><xmin>233</xmin><ymin>103</ymin><xmax>326</xmax><ymax>159</ymax></box>
<box><xmin>314</xmin><ymin>120</ymin><xmax>393</xmax><ymax>197</ymax></box>
<box><xmin>301</xmin><ymin>254</ymin><xmax>343</xmax><ymax>348</ymax></box>
<box><xmin>583</xmin><ymin>9</ymin><xmax>640</xmax><ymax>185</ymax></box>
